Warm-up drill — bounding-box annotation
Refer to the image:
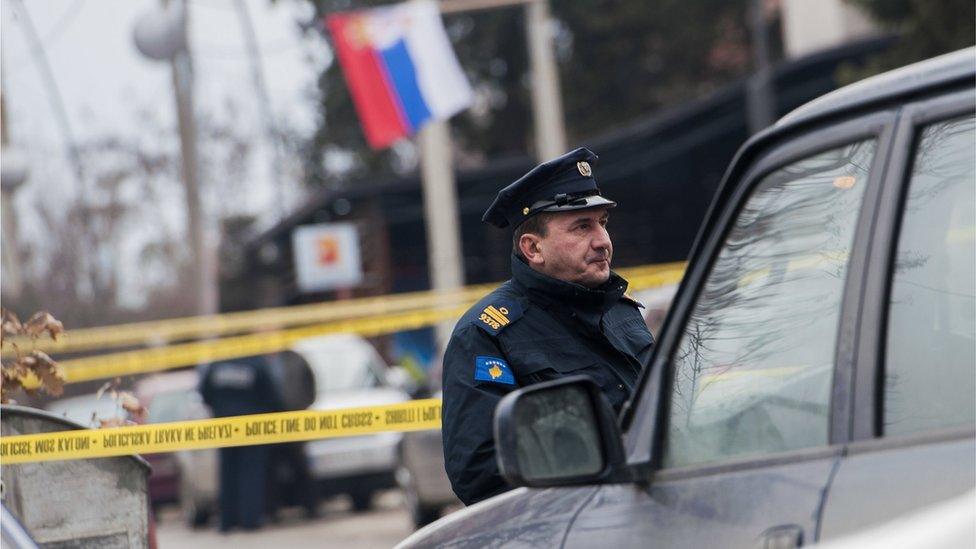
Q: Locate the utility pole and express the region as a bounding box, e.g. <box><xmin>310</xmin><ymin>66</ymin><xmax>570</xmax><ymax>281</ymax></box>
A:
<box><xmin>440</xmin><ymin>0</ymin><xmax>567</xmax><ymax>161</ymax></box>
<box><xmin>524</xmin><ymin>0</ymin><xmax>566</xmax><ymax>159</ymax></box>
<box><xmin>170</xmin><ymin>3</ymin><xmax>216</xmax><ymax>316</ymax></box>
<box><xmin>418</xmin><ymin>120</ymin><xmax>465</xmax><ymax>349</ymax></box>
<box><xmin>420</xmin><ymin>0</ymin><xmax>565</xmax><ymax>350</ymax></box>
<box><xmin>233</xmin><ymin>0</ymin><xmax>288</xmax><ymax>219</ymax></box>
<box><xmin>171</xmin><ymin>29</ymin><xmax>217</xmax><ymax>316</ymax></box>
<box><xmin>746</xmin><ymin>0</ymin><xmax>775</xmax><ymax>134</ymax></box>
<box><xmin>134</xmin><ymin>0</ymin><xmax>217</xmax><ymax>316</ymax></box>
<box><xmin>1</xmin><ymin>77</ymin><xmax>27</xmax><ymax>299</ymax></box>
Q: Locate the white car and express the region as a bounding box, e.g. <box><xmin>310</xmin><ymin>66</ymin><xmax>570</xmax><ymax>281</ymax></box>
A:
<box><xmin>293</xmin><ymin>334</ymin><xmax>412</xmax><ymax>510</ymax></box>
<box><xmin>184</xmin><ymin>334</ymin><xmax>412</xmax><ymax>518</ymax></box>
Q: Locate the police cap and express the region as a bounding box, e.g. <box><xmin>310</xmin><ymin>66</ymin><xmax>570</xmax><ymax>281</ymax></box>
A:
<box><xmin>482</xmin><ymin>147</ymin><xmax>616</xmax><ymax>229</ymax></box>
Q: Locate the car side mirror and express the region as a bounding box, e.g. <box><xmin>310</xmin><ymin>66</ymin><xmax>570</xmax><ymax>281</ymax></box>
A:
<box><xmin>493</xmin><ymin>376</ymin><xmax>631</xmax><ymax>488</ymax></box>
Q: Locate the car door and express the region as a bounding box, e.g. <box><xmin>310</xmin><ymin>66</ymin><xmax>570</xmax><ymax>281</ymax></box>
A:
<box><xmin>565</xmin><ymin>111</ymin><xmax>898</xmax><ymax>549</ymax></box>
<box><xmin>819</xmin><ymin>91</ymin><xmax>976</xmax><ymax>539</ymax></box>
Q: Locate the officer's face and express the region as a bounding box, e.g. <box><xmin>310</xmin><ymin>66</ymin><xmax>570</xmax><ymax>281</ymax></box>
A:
<box><xmin>532</xmin><ymin>207</ymin><xmax>613</xmax><ymax>288</ymax></box>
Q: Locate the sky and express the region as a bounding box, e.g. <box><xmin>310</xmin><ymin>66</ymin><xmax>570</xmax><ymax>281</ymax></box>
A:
<box><xmin>1</xmin><ymin>0</ymin><xmax>333</xmax><ymax>306</ymax></box>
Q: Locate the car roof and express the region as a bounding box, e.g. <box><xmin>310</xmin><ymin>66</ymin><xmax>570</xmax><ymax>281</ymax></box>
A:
<box><xmin>693</xmin><ymin>48</ymin><xmax>975</xmax><ymax>257</ymax></box>
<box><xmin>777</xmin><ymin>47</ymin><xmax>976</xmax><ymax>129</ymax></box>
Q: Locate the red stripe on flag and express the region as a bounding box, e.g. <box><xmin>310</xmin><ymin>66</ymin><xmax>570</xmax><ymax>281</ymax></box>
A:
<box><xmin>326</xmin><ymin>13</ymin><xmax>409</xmax><ymax>149</ymax></box>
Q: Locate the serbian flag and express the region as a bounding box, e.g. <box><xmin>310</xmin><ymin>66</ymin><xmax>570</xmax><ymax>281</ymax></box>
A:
<box><xmin>326</xmin><ymin>1</ymin><xmax>473</xmax><ymax>149</ymax></box>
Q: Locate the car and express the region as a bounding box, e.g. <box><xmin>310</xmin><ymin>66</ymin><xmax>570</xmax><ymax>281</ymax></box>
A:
<box><xmin>44</xmin><ymin>392</ymin><xmax>130</xmax><ymax>427</ymax></box>
<box><xmin>183</xmin><ymin>334</ymin><xmax>412</xmax><ymax>518</ymax></box>
<box><xmin>634</xmin><ymin>282</ymin><xmax>678</xmax><ymax>336</ymax></box>
<box><xmin>295</xmin><ymin>334</ymin><xmax>412</xmax><ymax>510</ymax></box>
<box><xmin>133</xmin><ymin>370</ymin><xmax>217</xmax><ymax>522</ymax></box>
<box><xmin>396</xmin><ymin>391</ymin><xmax>461</xmax><ymax>528</ymax></box>
<box><xmin>398</xmin><ymin>48</ymin><xmax>976</xmax><ymax>548</ymax></box>
<box><xmin>169</xmin><ymin>389</ymin><xmax>219</xmax><ymax>528</ymax></box>
<box><xmin>40</xmin><ymin>392</ymin><xmax>176</xmax><ymax>540</ymax></box>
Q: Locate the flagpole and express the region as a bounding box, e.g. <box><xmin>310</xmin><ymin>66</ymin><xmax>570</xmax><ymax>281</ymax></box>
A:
<box><xmin>418</xmin><ymin>121</ymin><xmax>464</xmax><ymax>353</ymax></box>
<box><xmin>439</xmin><ymin>0</ymin><xmax>567</xmax><ymax>161</ymax></box>
<box><xmin>416</xmin><ymin>0</ymin><xmax>566</xmax><ymax>353</ymax></box>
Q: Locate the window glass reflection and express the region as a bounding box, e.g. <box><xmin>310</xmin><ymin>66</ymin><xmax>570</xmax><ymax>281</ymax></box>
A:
<box><xmin>665</xmin><ymin>140</ymin><xmax>875</xmax><ymax>467</ymax></box>
<box><xmin>885</xmin><ymin>115</ymin><xmax>976</xmax><ymax>436</ymax></box>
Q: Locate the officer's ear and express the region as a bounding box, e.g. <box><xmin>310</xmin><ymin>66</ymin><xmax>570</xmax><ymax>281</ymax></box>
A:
<box><xmin>519</xmin><ymin>233</ymin><xmax>545</xmax><ymax>266</ymax></box>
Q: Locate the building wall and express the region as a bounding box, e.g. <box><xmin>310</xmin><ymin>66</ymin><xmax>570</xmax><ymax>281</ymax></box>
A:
<box><xmin>781</xmin><ymin>0</ymin><xmax>878</xmax><ymax>58</ymax></box>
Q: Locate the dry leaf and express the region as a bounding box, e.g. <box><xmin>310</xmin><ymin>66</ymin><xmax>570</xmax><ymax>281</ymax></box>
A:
<box><xmin>1</xmin><ymin>308</ymin><xmax>22</xmax><ymax>344</ymax></box>
<box><xmin>98</xmin><ymin>417</ymin><xmax>130</xmax><ymax>428</ymax></box>
<box><xmin>1</xmin><ymin>309</ymin><xmax>66</xmax><ymax>402</ymax></box>
<box><xmin>117</xmin><ymin>391</ymin><xmax>147</xmax><ymax>421</ymax></box>
<box><xmin>95</xmin><ymin>380</ymin><xmax>114</xmax><ymax>401</ymax></box>
<box><xmin>0</xmin><ymin>369</ymin><xmax>23</xmax><ymax>404</ymax></box>
<box><xmin>24</xmin><ymin>311</ymin><xmax>64</xmax><ymax>341</ymax></box>
<box><xmin>29</xmin><ymin>351</ymin><xmax>65</xmax><ymax>398</ymax></box>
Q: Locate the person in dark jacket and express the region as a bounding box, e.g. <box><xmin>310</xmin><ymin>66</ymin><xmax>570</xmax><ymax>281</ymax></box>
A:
<box><xmin>442</xmin><ymin>147</ymin><xmax>655</xmax><ymax>505</ymax></box>
<box><xmin>200</xmin><ymin>355</ymin><xmax>285</xmax><ymax>532</ymax></box>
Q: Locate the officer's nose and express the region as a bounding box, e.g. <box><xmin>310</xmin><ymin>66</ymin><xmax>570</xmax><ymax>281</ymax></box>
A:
<box><xmin>592</xmin><ymin>224</ymin><xmax>612</xmax><ymax>256</ymax></box>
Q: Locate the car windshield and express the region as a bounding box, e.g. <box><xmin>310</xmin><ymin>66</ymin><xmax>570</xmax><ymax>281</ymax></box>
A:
<box><xmin>303</xmin><ymin>345</ymin><xmax>382</xmax><ymax>394</ymax></box>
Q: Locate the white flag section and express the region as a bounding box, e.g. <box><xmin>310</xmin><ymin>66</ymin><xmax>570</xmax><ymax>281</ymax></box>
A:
<box><xmin>292</xmin><ymin>223</ymin><xmax>363</xmax><ymax>293</ymax></box>
<box><xmin>401</xmin><ymin>0</ymin><xmax>473</xmax><ymax>120</ymax></box>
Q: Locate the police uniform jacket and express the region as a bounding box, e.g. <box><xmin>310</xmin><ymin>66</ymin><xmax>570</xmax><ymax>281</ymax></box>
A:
<box><xmin>441</xmin><ymin>254</ymin><xmax>655</xmax><ymax>505</ymax></box>
<box><xmin>200</xmin><ymin>355</ymin><xmax>285</xmax><ymax>418</ymax></box>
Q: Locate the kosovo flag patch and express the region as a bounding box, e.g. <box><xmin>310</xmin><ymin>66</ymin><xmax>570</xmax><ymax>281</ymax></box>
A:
<box><xmin>474</xmin><ymin>356</ymin><xmax>515</xmax><ymax>385</ymax></box>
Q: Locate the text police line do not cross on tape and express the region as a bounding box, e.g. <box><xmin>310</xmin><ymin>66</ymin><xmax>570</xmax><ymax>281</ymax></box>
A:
<box><xmin>0</xmin><ymin>399</ymin><xmax>442</xmax><ymax>464</ymax></box>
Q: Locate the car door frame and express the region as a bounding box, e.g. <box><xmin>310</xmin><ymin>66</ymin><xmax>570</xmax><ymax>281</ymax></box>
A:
<box><xmin>622</xmin><ymin>107</ymin><xmax>901</xmax><ymax>480</ymax></box>
<box><xmin>851</xmin><ymin>85</ymin><xmax>976</xmax><ymax>448</ymax></box>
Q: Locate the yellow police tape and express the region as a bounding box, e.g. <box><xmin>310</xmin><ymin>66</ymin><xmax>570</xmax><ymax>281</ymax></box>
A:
<box><xmin>17</xmin><ymin>264</ymin><xmax>684</xmax><ymax>386</ymax></box>
<box><xmin>3</xmin><ymin>284</ymin><xmax>497</xmax><ymax>357</ymax></box>
<box><xmin>0</xmin><ymin>399</ymin><xmax>443</xmax><ymax>464</ymax></box>
<box><xmin>4</xmin><ymin>262</ymin><xmax>685</xmax><ymax>357</ymax></box>
<box><xmin>56</xmin><ymin>305</ymin><xmax>470</xmax><ymax>384</ymax></box>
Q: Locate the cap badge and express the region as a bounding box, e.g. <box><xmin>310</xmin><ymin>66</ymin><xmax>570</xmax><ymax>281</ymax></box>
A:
<box><xmin>577</xmin><ymin>161</ymin><xmax>592</xmax><ymax>177</ymax></box>
<box><xmin>522</xmin><ymin>207</ymin><xmax>530</xmax><ymax>215</ymax></box>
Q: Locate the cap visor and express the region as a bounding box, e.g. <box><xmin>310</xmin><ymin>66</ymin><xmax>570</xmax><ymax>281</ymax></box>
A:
<box><xmin>541</xmin><ymin>195</ymin><xmax>616</xmax><ymax>213</ymax></box>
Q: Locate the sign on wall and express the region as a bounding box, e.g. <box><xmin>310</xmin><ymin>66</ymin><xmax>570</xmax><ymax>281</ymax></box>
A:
<box><xmin>292</xmin><ymin>223</ymin><xmax>363</xmax><ymax>292</ymax></box>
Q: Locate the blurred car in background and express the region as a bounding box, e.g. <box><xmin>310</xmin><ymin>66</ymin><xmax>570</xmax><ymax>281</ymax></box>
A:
<box><xmin>293</xmin><ymin>334</ymin><xmax>412</xmax><ymax>511</ymax></box>
<box><xmin>133</xmin><ymin>370</ymin><xmax>216</xmax><ymax>524</ymax></box>
<box><xmin>44</xmin><ymin>392</ymin><xmax>130</xmax><ymax>427</ymax></box>
<box><xmin>396</xmin><ymin>390</ymin><xmax>460</xmax><ymax>529</ymax></box>
<box><xmin>178</xmin><ymin>334</ymin><xmax>413</xmax><ymax>521</ymax></box>
<box><xmin>633</xmin><ymin>283</ymin><xmax>678</xmax><ymax>337</ymax></box>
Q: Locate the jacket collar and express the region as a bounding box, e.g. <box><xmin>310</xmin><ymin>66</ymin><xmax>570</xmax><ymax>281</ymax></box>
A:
<box><xmin>511</xmin><ymin>254</ymin><xmax>628</xmax><ymax>311</ymax></box>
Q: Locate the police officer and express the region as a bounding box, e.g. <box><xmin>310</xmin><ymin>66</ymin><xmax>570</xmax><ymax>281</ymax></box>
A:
<box><xmin>442</xmin><ymin>147</ymin><xmax>655</xmax><ymax>506</ymax></box>
<box><xmin>200</xmin><ymin>354</ymin><xmax>285</xmax><ymax>531</ymax></box>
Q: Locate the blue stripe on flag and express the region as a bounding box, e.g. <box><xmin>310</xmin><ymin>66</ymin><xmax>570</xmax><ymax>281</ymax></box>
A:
<box><xmin>378</xmin><ymin>40</ymin><xmax>431</xmax><ymax>132</ymax></box>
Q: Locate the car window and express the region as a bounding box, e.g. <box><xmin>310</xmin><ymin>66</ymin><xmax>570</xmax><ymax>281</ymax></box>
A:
<box><xmin>883</xmin><ymin>114</ymin><xmax>976</xmax><ymax>436</ymax></box>
<box><xmin>147</xmin><ymin>390</ymin><xmax>192</xmax><ymax>423</ymax></box>
<box><xmin>306</xmin><ymin>346</ymin><xmax>379</xmax><ymax>394</ymax></box>
<box><xmin>664</xmin><ymin>139</ymin><xmax>875</xmax><ymax>468</ymax></box>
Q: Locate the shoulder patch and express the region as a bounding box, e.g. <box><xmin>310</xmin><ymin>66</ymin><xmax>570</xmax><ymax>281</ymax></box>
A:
<box><xmin>621</xmin><ymin>293</ymin><xmax>645</xmax><ymax>309</ymax></box>
<box><xmin>472</xmin><ymin>299</ymin><xmax>523</xmax><ymax>336</ymax></box>
<box><xmin>474</xmin><ymin>356</ymin><xmax>515</xmax><ymax>385</ymax></box>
